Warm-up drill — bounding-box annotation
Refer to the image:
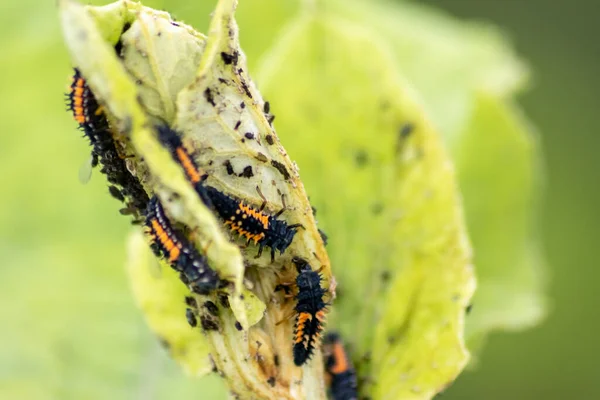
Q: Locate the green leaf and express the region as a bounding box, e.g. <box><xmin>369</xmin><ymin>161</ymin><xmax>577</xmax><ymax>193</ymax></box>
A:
<box><xmin>326</xmin><ymin>0</ymin><xmax>547</xmax><ymax>362</ymax></box>
<box><xmin>258</xmin><ymin>10</ymin><xmax>475</xmax><ymax>399</ymax></box>
<box><xmin>332</xmin><ymin>0</ymin><xmax>529</xmax><ymax>138</ymax></box>
<box><xmin>452</xmin><ymin>93</ymin><xmax>547</xmax><ymax>352</ymax></box>
<box><xmin>126</xmin><ymin>230</ymin><xmax>213</xmax><ymax>377</ymax></box>
<box><xmin>119</xmin><ymin>4</ymin><xmax>207</xmax><ymax>123</ymax></box>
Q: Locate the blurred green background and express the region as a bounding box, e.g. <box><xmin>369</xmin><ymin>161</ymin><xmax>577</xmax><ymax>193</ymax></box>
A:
<box><xmin>422</xmin><ymin>1</ymin><xmax>600</xmax><ymax>398</ymax></box>
<box><xmin>0</xmin><ymin>0</ymin><xmax>597</xmax><ymax>399</ymax></box>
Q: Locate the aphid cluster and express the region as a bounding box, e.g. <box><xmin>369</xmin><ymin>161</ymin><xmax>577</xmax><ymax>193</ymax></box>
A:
<box><xmin>153</xmin><ymin>124</ymin><xmax>333</xmax><ymax>367</ymax></box>
<box><xmin>185</xmin><ymin>296</ymin><xmax>198</xmax><ymax>327</ymax></box>
<box><xmin>184</xmin><ymin>296</ymin><xmax>221</xmax><ymax>332</ymax></box>
<box><xmin>66</xmin><ymin>32</ymin><xmax>332</xmax><ymax>393</ymax></box>
<box><xmin>66</xmin><ymin>71</ymin><xmax>226</xmax><ymax>313</ymax></box>
<box><xmin>66</xmin><ymin>73</ymin><xmax>308</xmax><ymax>300</ymax></box>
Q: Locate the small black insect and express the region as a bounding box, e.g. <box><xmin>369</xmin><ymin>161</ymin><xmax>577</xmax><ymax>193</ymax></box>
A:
<box><xmin>220</xmin><ymin>51</ymin><xmax>238</xmax><ymax>65</ymax></box>
<box><xmin>218</xmin><ymin>292</ymin><xmax>230</xmax><ymax>309</ymax></box>
<box><xmin>318</xmin><ymin>228</ymin><xmax>329</xmax><ymax>246</ymax></box>
<box><xmin>201</xmin><ymin>316</ymin><xmax>220</xmax><ymax>331</ymax></box>
<box><xmin>323</xmin><ymin>332</ymin><xmax>358</xmax><ymax>400</ymax></box>
<box><xmin>186</xmin><ymin>308</ymin><xmax>198</xmax><ymax>327</ymax></box>
<box><xmin>395</xmin><ymin>123</ymin><xmax>415</xmax><ymax>155</ymax></box>
<box><xmin>291</xmin><ymin>257</ymin><xmax>327</xmax><ymax>366</ymax></box>
<box><xmin>204</xmin><ymin>301</ymin><xmax>219</xmax><ymax>317</ymax></box>
<box><xmin>109</xmin><ymin>186</ymin><xmax>126</xmax><ymax>202</ymax></box>
<box><xmin>400</xmin><ymin>123</ymin><xmax>414</xmax><ymax>138</ymax></box>
<box><xmin>144</xmin><ymin>196</ymin><xmax>220</xmax><ymax>294</ymax></box>
<box><xmin>185</xmin><ymin>296</ymin><xmax>197</xmax><ymax>308</ymax></box>
<box><xmin>201</xmin><ymin>186</ymin><xmax>302</xmax><ymax>261</ymax></box>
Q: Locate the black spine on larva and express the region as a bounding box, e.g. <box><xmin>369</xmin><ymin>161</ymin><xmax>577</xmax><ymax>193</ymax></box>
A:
<box><xmin>292</xmin><ymin>257</ymin><xmax>327</xmax><ymax>366</ymax></box>
<box><xmin>324</xmin><ymin>333</ymin><xmax>359</xmax><ymax>400</ymax></box>
<box><xmin>145</xmin><ymin>196</ymin><xmax>220</xmax><ymax>294</ymax></box>
<box><xmin>67</xmin><ymin>68</ymin><xmax>149</xmax><ymax>214</ymax></box>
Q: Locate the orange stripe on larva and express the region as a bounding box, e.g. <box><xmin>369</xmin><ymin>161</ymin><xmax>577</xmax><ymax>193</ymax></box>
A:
<box><xmin>330</xmin><ymin>342</ymin><xmax>349</xmax><ymax>374</ymax></box>
<box><xmin>70</xmin><ymin>79</ymin><xmax>87</xmax><ymax>124</ymax></box>
<box><xmin>74</xmin><ymin>110</ymin><xmax>85</xmax><ymax>124</ymax></box>
<box><xmin>168</xmin><ymin>246</ymin><xmax>180</xmax><ymax>262</ymax></box>
<box><xmin>295</xmin><ymin>312</ymin><xmax>312</xmax><ymax>343</ymax></box>
<box><xmin>151</xmin><ymin>219</ymin><xmax>180</xmax><ymax>262</ymax></box>
<box><xmin>175</xmin><ymin>147</ymin><xmax>202</xmax><ymax>183</ymax></box>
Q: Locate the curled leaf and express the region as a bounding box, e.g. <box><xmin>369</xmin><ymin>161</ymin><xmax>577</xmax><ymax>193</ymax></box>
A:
<box><xmin>59</xmin><ymin>0</ymin><xmax>247</xmax><ymax>298</ymax></box>
<box><xmin>59</xmin><ymin>0</ymin><xmax>256</xmax><ymax>383</ymax></box>
<box><xmin>119</xmin><ymin>5</ymin><xmax>207</xmax><ymax>123</ymax></box>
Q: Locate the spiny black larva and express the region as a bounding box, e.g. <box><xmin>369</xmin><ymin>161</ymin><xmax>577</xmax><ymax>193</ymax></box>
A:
<box><xmin>66</xmin><ymin>68</ymin><xmax>149</xmax><ymax>215</ymax></box>
<box><xmin>290</xmin><ymin>257</ymin><xmax>327</xmax><ymax>366</ymax></box>
<box><xmin>323</xmin><ymin>332</ymin><xmax>359</xmax><ymax>400</ymax></box>
<box><xmin>202</xmin><ymin>185</ymin><xmax>302</xmax><ymax>261</ymax></box>
<box><xmin>144</xmin><ymin>195</ymin><xmax>220</xmax><ymax>294</ymax></box>
<box><xmin>66</xmin><ymin>68</ymin><xmax>110</xmax><ymax>166</ymax></box>
<box><xmin>154</xmin><ymin>124</ymin><xmax>216</xmax><ymax>207</ymax></box>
